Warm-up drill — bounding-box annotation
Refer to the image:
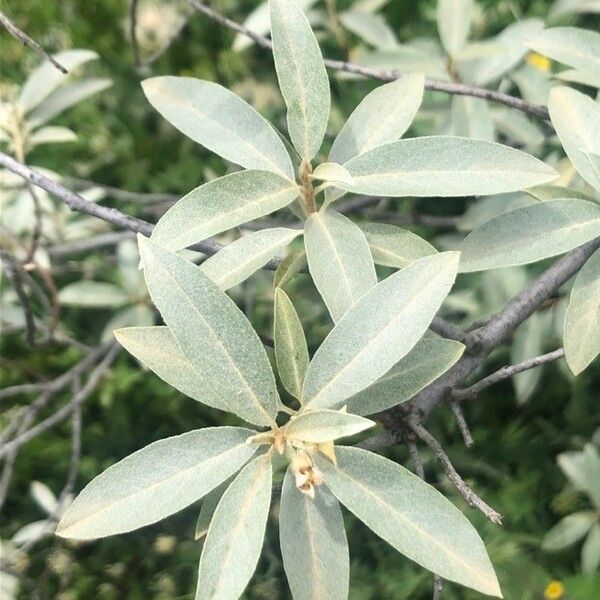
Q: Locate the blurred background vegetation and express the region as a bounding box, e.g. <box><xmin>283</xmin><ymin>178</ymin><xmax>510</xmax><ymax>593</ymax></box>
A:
<box><xmin>1</xmin><ymin>0</ymin><xmax>599</xmax><ymax>598</ymax></box>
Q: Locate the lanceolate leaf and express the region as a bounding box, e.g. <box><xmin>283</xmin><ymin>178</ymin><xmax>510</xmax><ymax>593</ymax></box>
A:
<box><xmin>302</xmin><ymin>252</ymin><xmax>460</xmax><ymax>409</ymax></box>
<box><xmin>59</xmin><ymin>281</ymin><xmax>130</xmax><ymax>308</ymax></box>
<box><xmin>195</xmin><ymin>480</ymin><xmax>230</xmax><ymax>541</ymax></box>
<box><xmin>564</xmin><ymin>248</ymin><xmax>600</xmax><ymax>375</ymax></box>
<box><xmin>138</xmin><ymin>236</ymin><xmax>280</xmax><ymax>427</ymax></box>
<box><xmin>344</xmin><ymin>337</ymin><xmax>465</xmax><ymax>415</ymax></box>
<box><xmin>311</xmin><ymin>162</ymin><xmax>354</xmax><ymax>186</ymax></box>
<box><xmin>316</xmin><ymin>447</ymin><xmax>501</xmax><ymax>597</ymax></box>
<box><xmin>274</xmin><ymin>249</ymin><xmax>307</xmax><ymax>288</ymax></box>
<box><xmin>459</xmin><ymin>199</ymin><xmax>600</xmax><ymax>272</ymax></box>
<box><xmin>437</xmin><ymin>0</ymin><xmax>473</xmax><ymax>58</ymax></box>
<box><xmin>343</xmin><ymin>137</ymin><xmax>557</xmax><ymax>197</ymax></box>
<box><xmin>542</xmin><ymin>511</ymin><xmax>597</xmax><ymax>550</ymax></box>
<box><xmin>329</xmin><ymin>75</ymin><xmax>425</xmax><ymax>165</ymax></box>
<box><xmin>359</xmin><ymin>222</ymin><xmax>437</xmax><ymax>268</ymax></box>
<box><xmin>582</xmin><ymin>524</ymin><xmax>600</xmax><ymax>574</ymax></box>
<box><xmin>280</xmin><ymin>468</ymin><xmax>349</xmax><ymax>600</ymax></box>
<box><xmin>304</xmin><ymin>211</ymin><xmax>377</xmax><ymax>323</ymax></box>
<box><xmin>270</xmin><ymin>0</ymin><xmax>330</xmax><ymax>159</ymax></box>
<box><xmin>142</xmin><ymin>77</ymin><xmax>294</xmax><ymax>179</ymax></box>
<box><xmin>196</xmin><ymin>456</ymin><xmax>272</xmax><ymax>600</ymax></box>
<box><xmin>339</xmin><ymin>10</ymin><xmax>397</xmax><ymax>50</ymax></box>
<box><xmin>548</xmin><ymin>86</ymin><xmax>600</xmax><ymax>192</ymax></box>
<box><xmin>56</xmin><ymin>427</ymin><xmax>257</xmax><ymax>540</ymax></box>
<box><xmin>274</xmin><ymin>288</ymin><xmax>310</xmax><ymax>399</ymax></box>
<box><xmin>286</xmin><ymin>409</ymin><xmax>375</xmax><ymax>443</ymax></box>
<box><xmin>151</xmin><ymin>171</ymin><xmax>300</xmax><ymax>252</ymax></box>
<box><xmin>200</xmin><ymin>228</ymin><xmax>301</xmax><ymax>291</ymax></box>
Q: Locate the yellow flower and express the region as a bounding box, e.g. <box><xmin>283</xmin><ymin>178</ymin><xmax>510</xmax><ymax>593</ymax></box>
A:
<box><xmin>544</xmin><ymin>580</ymin><xmax>565</xmax><ymax>600</ymax></box>
<box><xmin>527</xmin><ymin>52</ymin><xmax>551</xmax><ymax>72</ymax></box>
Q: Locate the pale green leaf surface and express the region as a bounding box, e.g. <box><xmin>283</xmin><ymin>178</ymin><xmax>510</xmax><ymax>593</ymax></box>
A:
<box><xmin>458</xmin><ymin>193</ymin><xmax>538</xmax><ymax>232</ymax></box>
<box><xmin>101</xmin><ymin>306</ymin><xmax>154</xmax><ymax>343</ymax></box>
<box><xmin>437</xmin><ymin>0</ymin><xmax>473</xmax><ymax>57</ymax></box>
<box><xmin>542</xmin><ymin>511</ymin><xmax>597</xmax><ymax>550</ymax></box>
<box><xmin>200</xmin><ymin>228</ymin><xmax>301</xmax><ymax>290</ymax></box>
<box><xmin>359</xmin><ymin>222</ymin><xmax>437</xmax><ymax>268</ymax></box>
<box><xmin>274</xmin><ymin>249</ymin><xmax>307</xmax><ymax>288</ymax></box>
<box><xmin>115</xmin><ymin>326</ymin><xmax>267</xmax><ymax>420</ymax></box>
<box><xmin>28</xmin><ymin>126</ymin><xmax>77</xmax><ymax>147</ymax></box>
<box><xmin>56</xmin><ymin>427</ymin><xmax>257</xmax><ymax>540</ymax></box>
<box><xmin>526</xmin><ymin>27</ymin><xmax>600</xmax><ymax>73</ymax></box>
<box><xmin>286</xmin><ymin>409</ymin><xmax>375</xmax><ymax>443</ymax></box>
<box><xmin>142</xmin><ymin>77</ymin><xmax>294</xmax><ymax>179</ymax></box>
<box><xmin>564</xmin><ymin>248</ymin><xmax>600</xmax><ymax>374</ymax></box>
<box><xmin>459</xmin><ymin>199</ymin><xmax>600</xmax><ymax>272</ymax></box>
<box><xmin>302</xmin><ymin>252</ymin><xmax>459</xmax><ymax>409</ymax></box>
<box><xmin>152</xmin><ymin>171</ymin><xmax>299</xmax><ymax>252</ymax></box>
<box><xmin>549</xmin><ymin>0</ymin><xmax>600</xmax><ymax>19</ymax></box>
<box><xmin>59</xmin><ymin>281</ymin><xmax>130</xmax><ymax>308</ymax></box>
<box><xmin>138</xmin><ymin>236</ymin><xmax>280</xmax><ymax>427</ymax></box>
<box><xmin>29</xmin><ymin>78</ymin><xmax>112</xmax><ymax>126</ymax></box>
<box><xmin>549</xmin><ymin>86</ymin><xmax>600</xmax><ymax>192</ymax></box>
<box><xmin>311</xmin><ymin>162</ymin><xmax>354</xmax><ymax>186</ymax></box>
<box><xmin>195</xmin><ymin>480</ymin><xmax>231</xmax><ymax>541</ymax></box>
<box><xmin>196</xmin><ymin>456</ymin><xmax>272</xmax><ymax>600</ymax></box>
<box><xmin>19</xmin><ymin>50</ymin><xmax>99</xmax><ymax>112</ymax></box>
<box><xmin>329</xmin><ymin>75</ymin><xmax>424</xmax><ymax>165</ymax></box>
<box><xmin>280</xmin><ymin>468</ymin><xmax>349</xmax><ymax>600</ymax></box>
<box><xmin>339</xmin><ymin>10</ymin><xmax>397</xmax><ymax>49</ymax></box>
<box><xmin>316</xmin><ymin>447</ymin><xmax>501</xmax><ymax>596</ymax></box>
<box><xmin>555</xmin><ymin>67</ymin><xmax>600</xmax><ymax>88</ymax></box>
<box><xmin>304</xmin><ymin>211</ymin><xmax>377</xmax><ymax>323</ymax></box>
<box><xmin>582</xmin><ymin>523</ymin><xmax>600</xmax><ymax>573</ymax></box>
<box><xmin>344</xmin><ymin>337</ymin><xmax>465</xmax><ymax>415</ymax></box>
<box><xmin>344</xmin><ymin>137</ymin><xmax>557</xmax><ymax>197</ymax></box>
<box><xmin>558</xmin><ymin>444</ymin><xmax>600</xmax><ymax>509</ymax></box>
<box><xmin>451</xmin><ymin>96</ymin><xmax>494</xmax><ymax>142</ymax></box>
<box><xmin>270</xmin><ymin>0</ymin><xmax>330</xmax><ymax>159</ymax></box>
<box><xmin>274</xmin><ymin>288</ymin><xmax>310</xmax><ymax>399</ymax></box>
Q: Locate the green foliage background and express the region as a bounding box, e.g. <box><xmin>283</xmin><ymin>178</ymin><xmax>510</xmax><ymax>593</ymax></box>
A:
<box><xmin>1</xmin><ymin>0</ymin><xmax>599</xmax><ymax>598</ymax></box>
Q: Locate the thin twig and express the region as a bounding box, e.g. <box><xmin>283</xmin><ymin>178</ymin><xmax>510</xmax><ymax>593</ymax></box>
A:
<box><xmin>0</xmin><ymin>11</ymin><xmax>68</xmax><ymax>73</ymax></box>
<box><xmin>47</xmin><ymin>231</ymin><xmax>136</xmax><ymax>258</ymax></box>
<box><xmin>188</xmin><ymin>0</ymin><xmax>549</xmax><ymax>120</ymax></box>
<box><xmin>407</xmin><ymin>440</ymin><xmax>425</xmax><ymax>479</ymax></box>
<box><xmin>409</xmin><ymin>418</ymin><xmax>502</xmax><ymax>524</ymax></box>
<box><xmin>450</xmin><ymin>401</ymin><xmax>474</xmax><ymax>447</ymax></box>
<box><xmin>433</xmin><ymin>575</ymin><xmax>444</xmax><ymax>600</ymax></box>
<box><xmin>452</xmin><ymin>348</ymin><xmax>565</xmax><ymax>401</ymax></box>
<box><xmin>66</xmin><ymin>176</ymin><xmax>179</xmax><ymax>204</ymax></box>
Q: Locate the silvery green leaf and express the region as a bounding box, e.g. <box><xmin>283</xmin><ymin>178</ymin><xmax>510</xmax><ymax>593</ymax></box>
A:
<box><xmin>31</xmin><ymin>481</ymin><xmax>59</xmax><ymax>514</ymax></box>
<box><xmin>557</xmin><ymin>444</ymin><xmax>600</xmax><ymax>509</ymax></box>
<box><xmin>101</xmin><ymin>305</ymin><xmax>155</xmax><ymax>343</ymax></box>
<box><xmin>28</xmin><ymin>78</ymin><xmax>112</xmax><ymax>126</ymax></box>
<box><xmin>343</xmin><ymin>137</ymin><xmax>557</xmax><ymax>197</ymax></box>
<box><xmin>344</xmin><ymin>337</ymin><xmax>464</xmax><ymax>415</ymax></box>
<box><xmin>142</xmin><ymin>77</ymin><xmax>294</xmax><ymax>180</ymax></box>
<box><xmin>352</xmin><ymin>0</ymin><xmax>393</xmax><ymax>11</ymax></box>
<box><xmin>549</xmin><ymin>86</ymin><xmax>600</xmax><ymax>192</ymax></box>
<box><xmin>59</xmin><ymin>281</ymin><xmax>130</xmax><ymax>308</ymax></box>
<box><xmin>56</xmin><ymin>427</ymin><xmax>257</xmax><ymax>540</ymax></box>
<box><xmin>451</xmin><ymin>96</ymin><xmax>494</xmax><ymax>142</ymax></box>
<box><xmin>459</xmin><ymin>199</ymin><xmax>600</xmax><ymax>272</ymax></box>
<box><xmin>194</xmin><ymin>480</ymin><xmax>231</xmax><ymax>541</ymax></box>
<box><xmin>556</xmin><ymin>67</ymin><xmax>600</xmax><ymax>88</ymax></box>
<box><xmin>359</xmin><ymin>222</ymin><xmax>437</xmax><ymax>268</ymax></box>
<box><xmin>270</xmin><ymin>0</ymin><xmax>330</xmax><ymax>160</ymax></box>
<box><xmin>437</xmin><ymin>0</ymin><xmax>473</xmax><ymax>58</ymax></box>
<box><xmin>339</xmin><ymin>10</ymin><xmax>397</xmax><ymax>49</ymax></box>
<box><xmin>471</xmin><ymin>19</ymin><xmax>544</xmax><ymax>86</ymax></box>
<box><xmin>200</xmin><ymin>228</ymin><xmax>301</xmax><ymax>291</ymax></box>
<box><xmin>316</xmin><ymin>447</ymin><xmax>501</xmax><ymax>596</ymax></box>
<box><xmin>511</xmin><ymin>310</ymin><xmax>553</xmax><ymax>403</ymax></box>
<box><xmin>232</xmin><ymin>0</ymin><xmax>317</xmax><ymax>52</ymax></box>
<box><xmin>526</xmin><ymin>185</ymin><xmax>594</xmax><ymax>202</ymax></box>
<box><xmin>526</xmin><ymin>27</ymin><xmax>600</xmax><ymax>74</ymax></box>
<box><xmin>286</xmin><ymin>409</ymin><xmax>375</xmax><ymax>443</ymax></box>
<box><xmin>458</xmin><ymin>193</ymin><xmax>538</xmax><ymax>232</ymax></box>
<box><xmin>329</xmin><ymin>74</ymin><xmax>424</xmax><ymax>165</ymax></box>
<box><xmin>138</xmin><ymin>236</ymin><xmax>280</xmax><ymax>427</ymax></box>
<box><xmin>311</xmin><ymin>163</ymin><xmax>354</xmax><ymax>186</ymax></box>
<box><xmin>492</xmin><ymin>108</ymin><xmax>545</xmax><ymax>151</ymax></box>
<box><xmin>196</xmin><ymin>456</ymin><xmax>272</xmax><ymax>600</ymax></box>
<box><xmin>12</xmin><ymin>521</ymin><xmax>52</xmax><ymax>546</ymax></box>
<box><xmin>582</xmin><ymin>524</ymin><xmax>600</xmax><ymax>573</ymax></box>
<box><xmin>549</xmin><ymin>0</ymin><xmax>600</xmax><ymax>19</ymax></box>
<box><xmin>510</xmin><ymin>64</ymin><xmax>553</xmax><ymax>106</ymax></box>
<box><xmin>115</xmin><ymin>326</ymin><xmax>268</xmax><ymax>420</ymax></box>
<box><xmin>302</xmin><ymin>252</ymin><xmax>459</xmax><ymax>409</ymax></box>
<box><xmin>117</xmin><ymin>239</ymin><xmax>145</xmax><ymax>294</ymax></box>
<box><xmin>542</xmin><ymin>511</ymin><xmax>597</xmax><ymax>550</ymax></box>
<box><xmin>564</xmin><ymin>248</ymin><xmax>600</xmax><ymax>375</ymax></box>
<box><xmin>28</xmin><ymin>126</ymin><xmax>77</xmax><ymax>147</ymax></box>
<box><xmin>279</xmin><ymin>468</ymin><xmax>349</xmax><ymax>600</ymax></box>
<box><xmin>18</xmin><ymin>49</ymin><xmax>99</xmax><ymax>112</ymax></box>
<box><xmin>152</xmin><ymin>171</ymin><xmax>299</xmax><ymax>253</ymax></box>
<box><xmin>274</xmin><ymin>288</ymin><xmax>310</xmax><ymax>399</ymax></box>
<box><xmin>304</xmin><ymin>211</ymin><xmax>377</xmax><ymax>323</ymax></box>
<box><xmin>274</xmin><ymin>249</ymin><xmax>307</xmax><ymax>288</ymax></box>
